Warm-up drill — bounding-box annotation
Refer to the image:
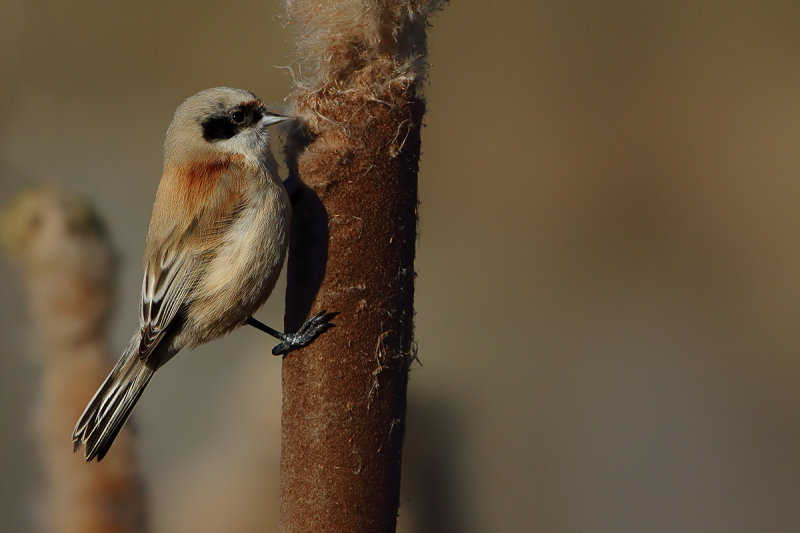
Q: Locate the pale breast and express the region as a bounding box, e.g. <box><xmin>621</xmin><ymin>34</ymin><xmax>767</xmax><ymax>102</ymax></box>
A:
<box><xmin>185</xmin><ymin>180</ymin><xmax>290</xmax><ymax>344</ymax></box>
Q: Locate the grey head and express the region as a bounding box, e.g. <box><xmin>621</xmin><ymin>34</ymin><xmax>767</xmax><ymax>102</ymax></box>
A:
<box><xmin>164</xmin><ymin>87</ymin><xmax>291</xmax><ymax>165</ymax></box>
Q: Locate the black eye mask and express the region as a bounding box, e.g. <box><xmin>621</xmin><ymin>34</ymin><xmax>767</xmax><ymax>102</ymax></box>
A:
<box><xmin>200</xmin><ymin>102</ymin><xmax>264</xmax><ymax>142</ymax></box>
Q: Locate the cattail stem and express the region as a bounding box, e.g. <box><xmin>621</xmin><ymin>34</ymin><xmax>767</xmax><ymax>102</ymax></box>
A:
<box><xmin>280</xmin><ymin>1</ymin><xmax>442</xmax><ymax>531</ymax></box>
<box><xmin>2</xmin><ymin>188</ymin><xmax>146</xmax><ymax>533</ymax></box>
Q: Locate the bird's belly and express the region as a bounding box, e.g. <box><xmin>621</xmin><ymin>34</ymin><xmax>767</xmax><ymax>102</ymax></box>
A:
<box><xmin>184</xmin><ymin>188</ymin><xmax>289</xmax><ymax>345</ymax></box>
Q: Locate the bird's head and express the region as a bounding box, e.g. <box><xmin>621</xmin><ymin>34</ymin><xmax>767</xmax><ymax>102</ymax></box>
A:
<box><xmin>164</xmin><ymin>87</ymin><xmax>291</xmax><ymax>166</ymax></box>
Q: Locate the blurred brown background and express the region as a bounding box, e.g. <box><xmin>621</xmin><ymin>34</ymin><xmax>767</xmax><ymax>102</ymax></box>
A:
<box><xmin>3</xmin><ymin>1</ymin><xmax>800</xmax><ymax>532</ymax></box>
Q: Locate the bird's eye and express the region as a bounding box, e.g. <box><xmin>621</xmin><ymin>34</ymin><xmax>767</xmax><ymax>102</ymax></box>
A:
<box><xmin>231</xmin><ymin>111</ymin><xmax>245</xmax><ymax>123</ymax></box>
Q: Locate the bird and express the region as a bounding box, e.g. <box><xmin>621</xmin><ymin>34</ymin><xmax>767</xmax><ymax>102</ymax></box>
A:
<box><xmin>72</xmin><ymin>87</ymin><xmax>334</xmax><ymax>461</ymax></box>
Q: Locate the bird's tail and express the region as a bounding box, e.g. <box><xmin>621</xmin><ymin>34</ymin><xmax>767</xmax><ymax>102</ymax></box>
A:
<box><xmin>72</xmin><ymin>337</ymin><xmax>155</xmax><ymax>461</ymax></box>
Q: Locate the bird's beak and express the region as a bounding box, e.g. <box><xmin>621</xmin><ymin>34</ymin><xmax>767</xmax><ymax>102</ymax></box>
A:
<box><xmin>260</xmin><ymin>111</ymin><xmax>293</xmax><ymax>128</ymax></box>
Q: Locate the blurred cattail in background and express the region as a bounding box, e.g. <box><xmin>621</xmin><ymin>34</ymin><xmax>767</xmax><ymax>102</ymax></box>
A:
<box><xmin>2</xmin><ymin>187</ymin><xmax>145</xmax><ymax>533</ymax></box>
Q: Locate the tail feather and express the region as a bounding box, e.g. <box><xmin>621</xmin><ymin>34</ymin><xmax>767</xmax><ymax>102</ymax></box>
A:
<box><xmin>73</xmin><ymin>339</ymin><xmax>155</xmax><ymax>461</ymax></box>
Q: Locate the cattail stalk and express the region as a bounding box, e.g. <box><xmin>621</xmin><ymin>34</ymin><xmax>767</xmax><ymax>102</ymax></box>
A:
<box><xmin>2</xmin><ymin>188</ymin><xmax>146</xmax><ymax>533</ymax></box>
<box><xmin>280</xmin><ymin>1</ymin><xmax>443</xmax><ymax>531</ymax></box>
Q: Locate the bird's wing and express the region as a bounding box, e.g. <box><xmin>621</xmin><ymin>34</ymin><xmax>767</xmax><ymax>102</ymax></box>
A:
<box><xmin>138</xmin><ymin>242</ymin><xmax>197</xmax><ymax>361</ymax></box>
<box><xmin>136</xmin><ymin>158</ymin><xmax>249</xmax><ymax>364</ymax></box>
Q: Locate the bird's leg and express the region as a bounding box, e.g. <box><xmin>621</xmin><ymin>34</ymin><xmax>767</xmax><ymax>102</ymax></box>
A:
<box><xmin>246</xmin><ymin>311</ymin><xmax>336</xmax><ymax>356</ymax></box>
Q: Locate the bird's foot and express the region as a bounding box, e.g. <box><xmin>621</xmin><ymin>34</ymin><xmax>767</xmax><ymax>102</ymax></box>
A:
<box><xmin>272</xmin><ymin>311</ymin><xmax>337</xmax><ymax>356</ymax></box>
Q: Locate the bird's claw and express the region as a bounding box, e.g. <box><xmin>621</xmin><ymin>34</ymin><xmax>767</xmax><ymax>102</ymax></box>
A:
<box><xmin>272</xmin><ymin>311</ymin><xmax>337</xmax><ymax>356</ymax></box>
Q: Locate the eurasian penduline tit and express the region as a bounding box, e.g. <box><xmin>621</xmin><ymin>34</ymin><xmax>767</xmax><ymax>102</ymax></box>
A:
<box><xmin>72</xmin><ymin>87</ymin><xmax>334</xmax><ymax>461</ymax></box>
